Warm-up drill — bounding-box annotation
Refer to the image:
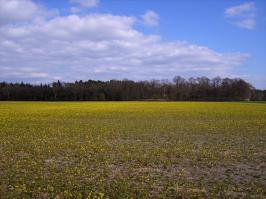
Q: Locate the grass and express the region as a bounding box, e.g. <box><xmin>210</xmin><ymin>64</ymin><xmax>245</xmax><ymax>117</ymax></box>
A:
<box><xmin>0</xmin><ymin>102</ymin><xmax>265</xmax><ymax>198</ymax></box>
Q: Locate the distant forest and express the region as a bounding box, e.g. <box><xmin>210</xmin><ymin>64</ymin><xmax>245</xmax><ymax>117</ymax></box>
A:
<box><xmin>0</xmin><ymin>76</ymin><xmax>265</xmax><ymax>101</ymax></box>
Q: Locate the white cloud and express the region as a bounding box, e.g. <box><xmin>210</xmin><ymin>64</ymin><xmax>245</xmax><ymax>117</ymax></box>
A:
<box><xmin>141</xmin><ymin>10</ymin><xmax>159</xmax><ymax>27</ymax></box>
<box><xmin>225</xmin><ymin>2</ymin><xmax>256</xmax><ymax>17</ymax></box>
<box><xmin>0</xmin><ymin>0</ymin><xmax>249</xmax><ymax>83</ymax></box>
<box><xmin>236</xmin><ymin>18</ymin><xmax>256</xmax><ymax>30</ymax></box>
<box><xmin>0</xmin><ymin>0</ymin><xmax>38</xmax><ymax>23</ymax></box>
<box><xmin>70</xmin><ymin>7</ymin><xmax>82</xmax><ymax>14</ymax></box>
<box><xmin>0</xmin><ymin>0</ymin><xmax>58</xmax><ymax>25</ymax></box>
<box><xmin>70</xmin><ymin>0</ymin><xmax>99</xmax><ymax>8</ymax></box>
<box><xmin>225</xmin><ymin>2</ymin><xmax>256</xmax><ymax>30</ymax></box>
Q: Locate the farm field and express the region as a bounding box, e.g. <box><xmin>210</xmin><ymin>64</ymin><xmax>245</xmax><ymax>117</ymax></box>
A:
<box><xmin>0</xmin><ymin>102</ymin><xmax>265</xmax><ymax>198</ymax></box>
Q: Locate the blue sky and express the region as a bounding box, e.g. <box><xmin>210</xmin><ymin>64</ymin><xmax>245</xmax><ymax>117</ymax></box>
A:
<box><xmin>0</xmin><ymin>0</ymin><xmax>265</xmax><ymax>88</ymax></box>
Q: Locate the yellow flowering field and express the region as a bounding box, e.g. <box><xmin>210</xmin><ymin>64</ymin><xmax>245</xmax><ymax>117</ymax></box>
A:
<box><xmin>0</xmin><ymin>102</ymin><xmax>265</xmax><ymax>198</ymax></box>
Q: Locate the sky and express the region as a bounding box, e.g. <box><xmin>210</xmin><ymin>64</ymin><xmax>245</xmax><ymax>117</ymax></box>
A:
<box><xmin>0</xmin><ymin>0</ymin><xmax>265</xmax><ymax>89</ymax></box>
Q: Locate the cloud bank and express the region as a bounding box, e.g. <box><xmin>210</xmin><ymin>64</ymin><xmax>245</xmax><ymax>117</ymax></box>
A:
<box><xmin>0</xmin><ymin>0</ymin><xmax>249</xmax><ymax>83</ymax></box>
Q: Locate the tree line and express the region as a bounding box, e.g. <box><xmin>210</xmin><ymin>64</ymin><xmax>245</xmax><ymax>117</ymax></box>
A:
<box><xmin>0</xmin><ymin>76</ymin><xmax>265</xmax><ymax>101</ymax></box>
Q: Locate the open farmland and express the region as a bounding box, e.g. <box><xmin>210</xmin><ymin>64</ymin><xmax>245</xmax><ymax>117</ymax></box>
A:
<box><xmin>0</xmin><ymin>102</ymin><xmax>265</xmax><ymax>198</ymax></box>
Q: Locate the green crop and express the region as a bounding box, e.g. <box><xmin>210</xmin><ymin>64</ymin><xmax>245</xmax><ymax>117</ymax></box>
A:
<box><xmin>0</xmin><ymin>102</ymin><xmax>265</xmax><ymax>198</ymax></box>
